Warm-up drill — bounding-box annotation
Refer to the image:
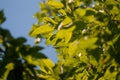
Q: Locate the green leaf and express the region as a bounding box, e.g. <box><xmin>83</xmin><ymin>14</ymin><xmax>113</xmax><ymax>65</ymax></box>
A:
<box><xmin>56</xmin><ymin>26</ymin><xmax>75</xmax><ymax>44</ymax></box>
<box><xmin>41</xmin><ymin>59</ymin><xmax>54</xmax><ymax>68</ymax></box>
<box><xmin>39</xmin><ymin>59</ymin><xmax>55</xmax><ymax>74</ymax></box>
<box><xmin>47</xmin><ymin>1</ymin><xmax>64</xmax><ymax>9</ymax></box>
<box><xmin>30</xmin><ymin>25</ymin><xmax>54</xmax><ymax>37</ymax></box>
<box><xmin>58</xmin><ymin>9</ymin><xmax>67</xmax><ymax>16</ymax></box>
<box><xmin>62</xmin><ymin>16</ymin><xmax>72</xmax><ymax>27</ymax></box>
<box><xmin>110</xmin><ymin>6</ymin><xmax>120</xmax><ymax>15</ymax></box>
<box><xmin>14</xmin><ymin>37</ymin><xmax>27</xmax><ymax>45</ymax></box>
<box><xmin>0</xmin><ymin>10</ymin><xmax>6</xmax><ymax>24</ymax></box>
<box><xmin>65</xmin><ymin>32</ymin><xmax>72</xmax><ymax>43</ymax></box>
<box><xmin>68</xmin><ymin>41</ymin><xmax>78</xmax><ymax>56</ymax></box>
<box><xmin>69</xmin><ymin>37</ymin><xmax>98</xmax><ymax>56</ymax></box>
<box><xmin>5</xmin><ymin>63</ymin><xmax>14</xmax><ymax>70</ymax></box>
<box><xmin>105</xmin><ymin>0</ymin><xmax>118</xmax><ymax>5</ymax></box>
<box><xmin>0</xmin><ymin>36</ymin><xmax>3</xmax><ymax>43</ymax></box>
<box><xmin>84</xmin><ymin>15</ymin><xmax>96</xmax><ymax>22</ymax></box>
<box><xmin>39</xmin><ymin>3</ymin><xmax>48</xmax><ymax>13</ymax></box>
<box><xmin>39</xmin><ymin>74</ymin><xmax>55</xmax><ymax>80</ymax></box>
<box><xmin>78</xmin><ymin>37</ymin><xmax>98</xmax><ymax>49</ymax></box>
<box><xmin>56</xmin><ymin>30</ymin><xmax>66</xmax><ymax>39</ymax></box>
<box><xmin>99</xmin><ymin>65</ymin><xmax>118</xmax><ymax>80</ymax></box>
<box><xmin>2</xmin><ymin>63</ymin><xmax>14</xmax><ymax>80</ymax></box>
<box><xmin>85</xmin><ymin>8</ymin><xmax>97</xmax><ymax>16</ymax></box>
<box><xmin>74</xmin><ymin>8</ymin><xmax>86</xmax><ymax>17</ymax></box>
<box><xmin>44</xmin><ymin>17</ymin><xmax>57</xmax><ymax>24</ymax></box>
<box><xmin>25</xmin><ymin>55</ymin><xmax>39</xmax><ymax>65</ymax></box>
<box><xmin>74</xmin><ymin>0</ymin><xmax>83</xmax><ymax>7</ymax></box>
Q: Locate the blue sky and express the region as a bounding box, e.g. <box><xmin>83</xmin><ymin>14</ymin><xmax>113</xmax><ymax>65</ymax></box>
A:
<box><xmin>0</xmin><ymin>0</ymin><xmax>57</xmax><ymax>62</ymax></box>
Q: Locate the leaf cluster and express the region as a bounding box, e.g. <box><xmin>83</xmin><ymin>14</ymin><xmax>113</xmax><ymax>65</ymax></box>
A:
<box><xmin>29</xmin><ymin>0</ymin><xmax>120</xmax><ymax>80</ymax></box>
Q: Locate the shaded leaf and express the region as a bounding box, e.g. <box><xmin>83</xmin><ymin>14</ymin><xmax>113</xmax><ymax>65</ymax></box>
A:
<box><xmin>0</xmin><ymin>10</ymin><xmax>6</xmax><ymax>24</ymax></box>
<box><xmin>105</xmin><ymin>0</ymin><xmax>118</xmax><ymax>5</ymax></box>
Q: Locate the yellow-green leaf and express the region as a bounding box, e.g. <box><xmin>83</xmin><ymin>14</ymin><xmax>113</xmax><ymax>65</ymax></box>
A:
<box><xmin>68</xmin><ymin>41</ymin><xmax>78</xmax><ymax>56</ymax></box>
<box><xmin>62</xmin><ymin>16</ymin><xmax>72</xmax><ymax>27</ymax></box>
<box><xmin>41</xmin><ymin>59</ymin><xmax>54</xmax><ymax>68</ymax></box>
<box><xmin>5</xmin><ymin>62</ymin><xmax>14</xmax><ymax>70</ymax></box>
<box><xmin>56</xmin><ymin>26</ymin><xmax>75</xmax><ymax>43</ymax></box>
<box><xmin>47</xmin><ymin>1</ymin><xmax>64</xmax><ymax>9</ymax></box>
<box><xmin>105</xmin><ymin>0</ymin><xmax>118</xmax><ymax>5</ymax></box>
<box><xmin>39</xmin><ymin>59</ymin><xmax>55</xmax><ymax>73</ymax></box>
<box><xmin>58</xmin><ymin>9</ymin><xmax>67</xmax><ymax>16</ymax></box>
<box><xmin>44</xmin><ymin>17</ymin><xmax>57</xmax><ymax>24</ymax></box>
<box><xmin>30</xmin><ymin>25</ymin><xmax>54</xmax><ymax>37</ymax></box>
<box><xmin>79</xmin><ymin>37</ymin><xmax>98</xmax><ymax>49</ymax></box>
<box><xmin>74</xmin><ymin>8</ymin><xmax>86</xmax><ymax>17</ymax></box>
<box><xmin>65</xmin><ymin>32</ymin><xmax>72</xmax><ymax>43</ymax></box>
<box><xmin>25</xmin><ymin>55</ymin><xmax>39</xmax><ymax>65</ymax></box>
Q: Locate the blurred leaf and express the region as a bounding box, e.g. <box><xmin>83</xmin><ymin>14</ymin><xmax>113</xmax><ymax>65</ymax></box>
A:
<box><xmin>25</xmin><ymin>55</ymin><xmax>39</xmax><ymax>65</ymax></box>
<box><xmin>2</xmin><ymin>63</ymin><xmax>14</xmax><ymax>80</ymax></box>
<box><xmin>105</xmin><ymin>0</ymin><xmax>118</xmax><ymax>5</ymax></box>
<box><xmin>99</xmin><ymin>65</ymin><xmax>118</xmax><ymax>80</ymax></box>
<box><xmin>0</xmin><ymin>35</ymin><xmax>3</xmax><ymax>43</ymax></box>
<box><xmin>0</xmin><ymin>10</ymin><xmax>6</xmax><ymax>24</ymax></box>
<box><xmin>5</xmin><ymin>62</ymin><xmax>14</xmax><ymax>70</ymax></box>
<box><xmin>16</xmin><ymin>37</ymin><xmax>27</xmax><ymax>44</ymax></box>
<box><xmin>41</xmin><ymin>59</ymin><xmax>54</xmax><ymax>69</ymax></box>
<box><xmin>85</xmin><ymin>8</ymin><xmax>97</xmax><ymax>16</ymax></box>
<box><xmin>110</xmin><ymin>6</ymin><xmax>120</xmax><ymax>15</ymax></box>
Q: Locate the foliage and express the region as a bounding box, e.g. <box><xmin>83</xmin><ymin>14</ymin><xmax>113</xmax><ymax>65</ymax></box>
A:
<box><xmin>0</xmin><ymin>10</ymin><xmax>54</xmax><ymax>80</ymax></box>
<box><xmin>29</xmin><ymin>0</ymin><xmax>120</xmax><ymax>80</ymax></box>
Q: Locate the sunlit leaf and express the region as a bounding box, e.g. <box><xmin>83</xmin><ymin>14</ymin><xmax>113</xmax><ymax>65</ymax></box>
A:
<box><xmin>74</xmin><ymin>8</ymin><xmax>86</xmax><ymax>17</ymax></box>
<box><xmin>39</xmin><ymin>59</ymin><xmax>55</xmax><ymax>74</ymax></box>
<box><xmin>58</xmin><ymin>9</ymin><xmax>67</xmax><ymax>16</ymax></box>
<box><xmin>44</xmin><ymin>17</ymin><xmax>57</xmax><ymax>24</ymax></box>
<box><xmin>78</xmin><ymin>37</ymin><xmax>98</xmax><ymax>49</ymax></box>
<box><xmin>62</xmin><ymin>16</ymin><xmax>72</xmax><ymax>27</ymax></box>
<box><xmin>47</xmin><ymin>1</ymin><xmax>64</xmax><ymax>9</ymax></box>
<box><xmin>30</xmin><ymin>25</ymin><xmax>54</xmax><ymax>37</ymax></box>
<box><xmin>25</xmin><ymin>55</ymin><xmax>39</xmax><ymax>65</ymax></box>
<box><xmin>68</xmin><ymin>41</ymin><xmax>78</xmax><ymax>56</ymax></box>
